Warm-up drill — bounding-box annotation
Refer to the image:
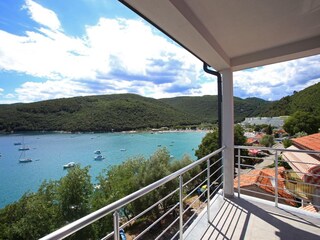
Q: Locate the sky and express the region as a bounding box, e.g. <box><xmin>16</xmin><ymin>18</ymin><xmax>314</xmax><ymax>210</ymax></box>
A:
<box><xmin>0</xmin><ymin>0</ymin><xmax>319</xmax><ymax>104</ymax></box>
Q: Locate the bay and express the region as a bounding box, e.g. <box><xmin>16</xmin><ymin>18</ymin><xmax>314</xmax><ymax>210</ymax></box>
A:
<box><xmin>0</xmin><ymin>131</ymin><xmax>206</xmax><ymax>208</ymax></box>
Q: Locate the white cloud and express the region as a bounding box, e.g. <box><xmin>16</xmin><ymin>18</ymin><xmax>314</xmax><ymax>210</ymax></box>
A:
<box><xmin>0</xmin><ymin>88</ymin><xmax>3</xmax><ymax>94</ymax></box>
<box><xmin>22</xmin><ymin>0</ymin><xmax>61</xmax><ymax>31</ymax></box>
<box><xmin>234</xmin><ymin>55</ymin><xmax>320</xmax><ymax>100</ymax></box>
<box><xmin>2</xmin><ymin>0</ymin><xmax>318</xmax><ymax>104</ymax></box>
<box><xmin>1</xmin><ymin>2</ymin><xmax>204</xmax><ymax>103</ymax></box>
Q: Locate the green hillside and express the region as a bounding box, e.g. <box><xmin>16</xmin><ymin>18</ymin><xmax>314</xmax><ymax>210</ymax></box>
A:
<box><xmin>0</xmin><ymin>82</ymin><xmax>318</xmax><ymax>133</ymax></box>
<box><xmin>161</xmin><ymin>96</ymin><xmax>270</xmax><ymax>123</ymax></box>
<box><xmin>263</xmin><ymin>82</ymin><xmax>320</xmax><ymax>116</ymax></box>
<box><xmin>160</xmin><ymin>95</ymin><xmax>218</xmax><ymax>123</ymax></box>
<box><xmin>0</xmin><ymin>94</ymin><xmax>195</xmax><ymax>132</ymax></box>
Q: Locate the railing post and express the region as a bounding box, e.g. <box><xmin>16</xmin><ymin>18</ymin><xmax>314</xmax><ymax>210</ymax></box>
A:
<box><xmin>179</xmin><ymin>175</ymin><xmax>184</xmax><ymax>240</ymax></box>
<box><xmin>275</xmin><ymin>151</ymin><xmax>279</xmax><ymax>207</ymax></box>
<box><xmin>113</xmin><ymin>210</ymin><xmax>120</xmax><ymax>240</ymax></box>
<box><xmin>237</xmin><ymin>148</ymin><xmax>241</xmax><ymax>198</ymax></box>
<box><xmin>207</xmin><ymin>158</ymin><xmax>211</xmax><ymax>222</ymax></box>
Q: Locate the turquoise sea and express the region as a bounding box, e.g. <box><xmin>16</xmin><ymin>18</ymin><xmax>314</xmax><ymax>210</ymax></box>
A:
<box><xmin>0</xmin><ymin>131</ymin><xmax>206</xmax><ymax>208</ymax></box>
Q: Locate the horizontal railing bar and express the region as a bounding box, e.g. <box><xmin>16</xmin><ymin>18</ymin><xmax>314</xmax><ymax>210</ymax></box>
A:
<box><xmin>134</xmin><ymin>203</ymin><xmax>179</xmax><ymax>240</ymax></box>
<box><xmin>210</xmin><ymin>157</ymin><xmax>223</xmax><ymax>167</ymax></box>
<box><xmin>280</xmin><ymin>160</ymin><xmax>320</xmax><ymax>166</ymax></box>
<box><xmin>285</xmin><ymin>170</ymin><xmax>320</xmax><ymax>178</ymax></box>
<box><xmin>183</xmin><ymin>195</ymin><xmax>202</xmax><ymax>214</ymax></box>
<box><xmin>239</xmin><ymin>188</ymin><xmax>275</xmax><ymax>198</ymax></box>
<box><xmin>210</xmin><ymin>165</ymin><xmax>223</xmax><ymax>178</ymax></box>
<box><xmin>183</xmin><ymin>210</ymin><xmax>198</xmax><ymax>229</ymax></box>
<box><xmin>284</xmin><ymin>179</ymin><xmax>320</xmax><ymax>188</ymax></box>
<box><xmin>183</xmin><ymin>179</ymin><xmax>207</xmax><ymax>201</ymax></box>
<box><xmin>183</xmin><ymin>168</ymin><xmax>206</xmax><ymax>187</ymax></box>
<box><xmin>283</xmin><ymin>188</ymin><xmax>319</xmax><ymax>199</ymax></box>
<box><xmin>40</xmin><ymin>146</ymin><xmax>226</xmax><ymax>240</ymax></box>
<box><xmin>155</xmin><ymin>216</ymin><xmax>179</xmax><ymax>240</ymax></box>
<box><xmin>235</xmin><ymin>145</ymin><xmax>320</xmax><ymax>155</ymax></box>
<box><xmin>235</xmin><ymin>163</ymin><xmax>255</xmax><ymax>168</ymax></box>
<box><xmin>170</xmin><ymin>230</ymin><xmax>179</xmax><ymax>240</ymax></box>
<box><xmin>236</xmin><ymin>155</ymin><xmax>265</xmax><ymax>160</ymax></box>
<box><xmin>121</xmin><ymin>187</ymin><xmax>180</xmax><ymax>229</ymax></box>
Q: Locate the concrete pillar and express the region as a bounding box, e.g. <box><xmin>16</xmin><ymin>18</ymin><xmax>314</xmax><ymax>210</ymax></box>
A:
<box><xmin>221</xmin><ymin>69</ymin><xmax>234</xmax><ymax>197</ymax></box>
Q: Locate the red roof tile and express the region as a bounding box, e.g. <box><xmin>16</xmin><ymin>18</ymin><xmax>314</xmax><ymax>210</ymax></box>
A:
<box><xmin>234</xmin><ymin>167</ymin><xmax>296</xmax><ymax>206</ymax></box>
<box><xmin>292</xmin><ymin>133</ymin><xmax>320</xmax><ymax>151</ymax></box>
<box><xmin>299</xmin><ymin>204</ymin><xmax>318</xmax><ymax>213</ymax></box>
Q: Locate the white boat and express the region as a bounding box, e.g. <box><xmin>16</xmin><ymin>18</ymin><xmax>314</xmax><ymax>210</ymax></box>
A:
<box><xmin>19</xmin><ymin>158</ymin><xmax>32</xmax><ymax>163</ymax></box>
<box><xmin>14</xmin><ymin>142</ymin><xmax>22</xmax><ymax>146</ymax></box>
<box><xmin>94</xmin><ymin>155</ymin><xmax>105</xmax><ymax>160</ymax></box>
<box><xmin>63</xmin><ymin>162</ymin><xmax>75</xmax><ymax>169</ymax></box>
<box><xmin>19</xmin><ymin>146</ymin><xmax>30</xmax><ymax>151</ymax></box>
<box><xmin>19</xmin><ymin>150</ymin><xmax>32</xmax><ymax>163</ymax></box>
<box><xmin>120</xmin><ymin>149</ymin><xmax>126</xmax><ymax>151</ymax></box>
<box><xmin>94</xmin><ymin>150</ymin><xmax>101</xmax><ymax>154</ymax></box>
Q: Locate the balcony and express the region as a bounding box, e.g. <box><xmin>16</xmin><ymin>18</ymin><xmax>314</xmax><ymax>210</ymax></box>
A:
<box><xmin>40</xmin><ymin>145</ymin><xmax>320</xmax><ymax>239</ymax></box>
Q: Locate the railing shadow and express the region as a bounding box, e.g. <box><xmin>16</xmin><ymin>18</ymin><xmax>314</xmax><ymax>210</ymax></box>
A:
<box><xmin>200</xmin><ymin>196</ymin><xmax>320</xmax><ymax>240</ymax></box>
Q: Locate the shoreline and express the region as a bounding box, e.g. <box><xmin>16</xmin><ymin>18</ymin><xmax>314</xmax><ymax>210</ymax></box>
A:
<box><xmin>0</xmin><ymin>128</ymin><xmax>211</xmax><ymax>136</ymax></box>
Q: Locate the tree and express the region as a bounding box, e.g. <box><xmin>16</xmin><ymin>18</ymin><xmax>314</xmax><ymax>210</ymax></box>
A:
<box><xmin>0</xmin><ymin>181</ymin><xmax>61</xmax><ymax>240</ymax></box>
<box><xmin>58</xmin><ymin>165</ymin><xmax>93</xmax><ymax>222</ymax></box>
<box><xmin>234</xmin><ymin>125</ymin><xmax>247</xmax><ymax>145</ymax></box>
<box><xmin>265</xmin><ymin>124</ymin><xmax>273</xmax><ymax>135</ymax></box>
<box><xmin>260</xmin><ymin>135</ymin><xmax>274</xmax><ymax>147</ymax></box>
<box><xmin>284</xmin><ymin>111</ymin><xmax>320</xmax><ymax>135</ymax></box>
<box><xmin>282</xmin><ymin>138</ymin><xmax>292</xmax><ymax>148</ymax></box>
<box><xmin>195</xmin><ymin>130</ymin><xmax>219</xmax><ymax>159</ymax></box>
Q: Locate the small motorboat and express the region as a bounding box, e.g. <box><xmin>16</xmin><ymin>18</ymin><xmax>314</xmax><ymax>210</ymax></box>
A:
<box><xmin>94</xmin><ymin>150</ymin><xmax>101</xmax><ymax>154</ymax></box>
<box><xmin>19</xmin><ymin>158</ymin><xmax>32</xmax><ymax>163</ymax></box>
<box><xmin>94</xmin><ymin>155</ymin><xmax>105</xmax><ymax>160</ymax></box>
<box><xmin>63</xmin><ymin>162</ymin><xmax>75</xmax><ymax>169</ymax></box>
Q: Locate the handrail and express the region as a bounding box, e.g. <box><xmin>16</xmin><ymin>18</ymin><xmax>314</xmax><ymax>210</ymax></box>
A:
<box><xmin>40</xmin><ymin>146</ymin><xmax>226</xmax><ymax>240</ymax></box>
<box><xmin>235</xmin><ymin>145</ymin><xmax>320</xmax><ymax>209</ymax></box>
<box><xmin>235</xmin><ymin>145</ymin><xmax>320</xmax><ymax>155</ymax></box>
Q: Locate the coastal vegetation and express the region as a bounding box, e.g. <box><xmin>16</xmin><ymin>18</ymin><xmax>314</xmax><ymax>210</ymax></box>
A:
<box><xmin>0</xmin><ymin>148</ymin><xmax>200</xmax><ymax>239</ymax></box>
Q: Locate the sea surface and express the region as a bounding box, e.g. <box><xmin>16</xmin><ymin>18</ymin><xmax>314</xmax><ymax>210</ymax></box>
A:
<box><xmin>0</xmin><ymin>131</ymin><xmax>206</xmax><ymax>208</ymax></box>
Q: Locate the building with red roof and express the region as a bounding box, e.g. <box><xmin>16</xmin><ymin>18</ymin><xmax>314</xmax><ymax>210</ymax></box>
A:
<box><xmin>282</xmin><ymin>133</ymin><xmax>320</xmax><ymax>210</ymax></box>
<box><xmin>234</xmin><ymin>167</ymin><xmax>296</xmax><ymax>206</ymax></box>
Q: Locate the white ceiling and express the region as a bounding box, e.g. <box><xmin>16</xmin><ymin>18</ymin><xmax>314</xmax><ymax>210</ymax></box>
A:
<box><xmin>120</xmin><ymin>0</ymin><xmax>320</xmax><ymax>71</ymax></box>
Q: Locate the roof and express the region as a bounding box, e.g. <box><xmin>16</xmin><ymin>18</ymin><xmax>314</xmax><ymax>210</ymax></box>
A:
<box><xmin>234</xmin><ymin>167</ymin><xmax>296</xmax><ymax>206</ymax></box>
<box><xmin>246</xmin><ymin>138</ymin><xmax>259</xmax><ymax>145</ymax></box>
<box><xmin>120</xmin><ymin>0</ymin><xmax>320</xmax><ymax>71</ymax></box>
<box><xmin>299</xmin><ymin>204</ymin><xmax>319</xmax><ymax>213</ymax></box>
<box><xmin>282</xmin><ymin>145</ymin><xmax>320</xmax><ymax>182</ymax></box>
<box><xmin>292</xmin><ymin>133</ymin><xmax>320</xmax><ymax>151</ymax></box>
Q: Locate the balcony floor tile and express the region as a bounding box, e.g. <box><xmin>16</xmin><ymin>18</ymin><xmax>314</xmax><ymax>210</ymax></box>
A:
<box><xmin>184</xmin><ymin>193</ymin><xmax>320</xmax><ymax>240</ymax></box>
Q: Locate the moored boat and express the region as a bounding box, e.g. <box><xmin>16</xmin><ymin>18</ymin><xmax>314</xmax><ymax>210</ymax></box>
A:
<box><xmin>63</xmin><ymin>162</ymin><xmax>75</xmax><ymax>169</ymax></box>
<box><xmin>19</xmin><ymin>146</ymin><xmax>30</xmax><ymax>151</ymax></box>
<box><xmin>94</xmin><ymin>155</ymin><xmax>105</xmax><ymax>160</ymax></box>
<box><xmin>19</xmin><ymin>158</ymin><xmax>32</xmax><ymax>163</ymax></box>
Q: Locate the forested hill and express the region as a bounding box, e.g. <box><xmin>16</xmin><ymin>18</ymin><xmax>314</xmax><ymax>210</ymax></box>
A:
<box><xmin>0</xmin><ymin>94</ymin><xmax>196</xmax><ymax>132</ymax></box>
<box><xmin>1</xmin><ymin>81</ymin><xmax>318</xmax><ymax>133</ymax></box>
<box><xmin>160</xmin><ymin>95</ymin><xmax>271</xmax><ymax>123</ymax></box>
<box><xmin>0</xmin><ymin>93</ymin><xmax>269</xmax><ymax>132</ymax></box>
<box><xmin>263</xmin><ymin>82</ymin><xmax>320</xmax><ymax>116</ymax></box>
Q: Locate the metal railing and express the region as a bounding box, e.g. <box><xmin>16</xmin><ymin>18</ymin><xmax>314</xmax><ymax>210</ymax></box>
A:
<box><xmin>235</xmin><ymin>145</ymin><xmax>320</xmax><ymax>210</ymax></box>
<box><xmin>40</xmin><ymin>146</ymin><xmax>226</xmax><ymax>240</ymax></box>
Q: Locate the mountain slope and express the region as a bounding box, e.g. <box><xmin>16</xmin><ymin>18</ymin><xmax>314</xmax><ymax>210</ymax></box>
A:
<box><xmin>0</xmin><ymin>94</ymin><xmax>195</xmax><ymax>132</ymax></box>
<box><xmin>263</xmin><ymin>82</ymin><xmax>320</xmax><ymax>116</ymax></box>
<box><xmin>1</xmin><ymin>82</ymin><xmax>318</xmax><ymax>133</ymax></box>
<box><xmin>161</xmin><ymin>96</ymin><xmax>271</xmax><ymax>122</ymax></box>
